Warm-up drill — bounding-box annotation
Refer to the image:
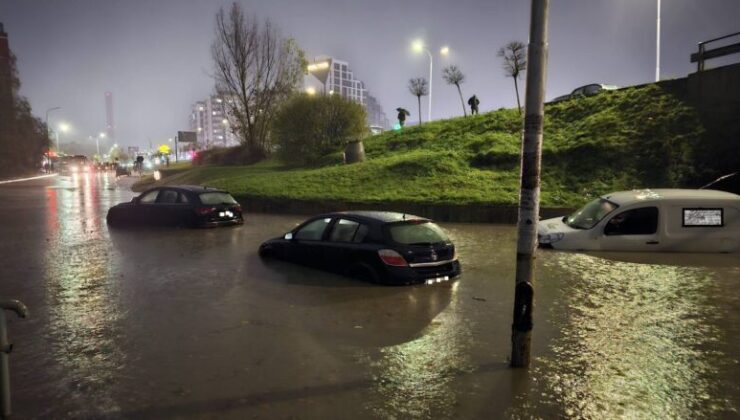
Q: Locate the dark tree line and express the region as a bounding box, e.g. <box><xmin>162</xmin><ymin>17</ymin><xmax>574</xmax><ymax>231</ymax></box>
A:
<box><xmin>0</xmin><ymin>50</ymin><xmax>48</xmax><ymax>178</ymax></box>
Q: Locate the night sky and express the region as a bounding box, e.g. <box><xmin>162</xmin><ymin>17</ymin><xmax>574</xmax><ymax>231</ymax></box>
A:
<box><xmin>1</xmin><ymin>0</ymin><xmax>738</xmax><ymax>150</ymax></box>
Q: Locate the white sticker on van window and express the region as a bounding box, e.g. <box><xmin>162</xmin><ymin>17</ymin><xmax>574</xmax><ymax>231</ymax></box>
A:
<box><xmin>683</xmin><ymin>208</ymin><xmax>723</xmax><ymax>227</ymax></box>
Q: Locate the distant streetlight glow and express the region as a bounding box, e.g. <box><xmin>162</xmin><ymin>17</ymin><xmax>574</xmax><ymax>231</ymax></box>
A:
<box><xmin>222</xmin><ymin>118</ymin><xmax>228</xmax><ymax>124</ymax></box>
<box><xmin>440</xmin><ymin>46</ymin><xmax>450</xmax><ymax>56</ymax></box>
<box><xmin>411</xmin><ymin>39</ymin><xmax>424</xmax><ymax>53</ymax></box>
<box><xmin>306</xmin><ymin>87</ymin><xmax>317</xmax><ymax>95</ymax></box>
<box><xmin>58</xmin><ymin>122</ymin><xmax>70</xmax><ymax>133</ymax></box>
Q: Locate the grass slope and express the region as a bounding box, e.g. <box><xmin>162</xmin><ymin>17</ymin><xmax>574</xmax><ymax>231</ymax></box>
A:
<box><xmin>142</xmin><ymin>84</ymin><xmax>704</xmax><ymax>207</ymax></box>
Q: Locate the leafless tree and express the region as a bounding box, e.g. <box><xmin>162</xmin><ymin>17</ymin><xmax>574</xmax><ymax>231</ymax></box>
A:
<box><xmin>212</xmin><ymin>3</ymin><xmax>306</xmax><ymax>158</ymax></box>
<box><xmin>442</xmin><ymin>65</ymin><xmax>467</xmax><ymax>117</ymax></box>
<box><xmin>497</xmin><ymin>41</ymin><xmax>527</xmax><ymax>115</ymax></box>
<box><xmin>408</xmin><ymin>77</ymin><xmax>429</xmax><ymax>124</ymax></box>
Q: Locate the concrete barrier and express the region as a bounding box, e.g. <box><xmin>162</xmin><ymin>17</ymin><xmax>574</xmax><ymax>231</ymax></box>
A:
<box><xmin>236</xmin><ymin>196</ymin><xmax>573</xmax><ymax>224</ymax></box>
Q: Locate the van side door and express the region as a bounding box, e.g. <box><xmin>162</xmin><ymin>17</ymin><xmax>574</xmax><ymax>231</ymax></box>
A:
<box><xmin>599</xmin><ymin>206</ymin><xmax>662</xmax><ymax>251</ymax></box>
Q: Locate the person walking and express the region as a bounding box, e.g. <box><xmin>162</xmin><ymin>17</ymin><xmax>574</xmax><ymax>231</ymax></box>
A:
<box><xmin>468</xmin><ymin>95</ymin><xmax>480</xmax><ymax>115</ymax></box>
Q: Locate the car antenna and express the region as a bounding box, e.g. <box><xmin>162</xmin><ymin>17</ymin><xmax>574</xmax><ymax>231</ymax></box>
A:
<box><xmin>403</xmin><ymin>213</ymin><xmax>406</xmax><ymax>220</ymax></box>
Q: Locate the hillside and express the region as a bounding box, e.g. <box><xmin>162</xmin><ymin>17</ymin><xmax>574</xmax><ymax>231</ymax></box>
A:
<box><xmin>140</xmin><ymin>83</ymin><xmax>707</xmax><ymax>208</ymax></box>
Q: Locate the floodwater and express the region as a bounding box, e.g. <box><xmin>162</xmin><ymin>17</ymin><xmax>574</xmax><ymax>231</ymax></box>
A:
<box><xmin>0</xmin><ymin>173</ymin><xmax>738</xmax><ymax>419</ymax></box>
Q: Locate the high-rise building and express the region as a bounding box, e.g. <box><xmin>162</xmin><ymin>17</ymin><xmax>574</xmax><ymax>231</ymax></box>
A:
<box><xmin>105</xmin><ymin>91</ymin><xmax>114</xmax><ymax>140</ymax></box>
<box><xmin>308</xmin><ymin>56</ymin><xmax>388</xmax><ymax>130</ymax></box>
<box><xmin>189</xmin><ymin>95</ymin><xmax>239</xmax><ymax>149</ymax></box>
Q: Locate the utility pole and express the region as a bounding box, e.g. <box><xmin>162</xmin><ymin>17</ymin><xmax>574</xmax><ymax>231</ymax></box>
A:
<box><xmin>510</xmin><ymin>0</ymin><xmax>549</xmax><ymax>368</ymax></box>
<box><xmin>655</xmin><ymin>0</ymin><xmax>661</xmax><ymax>81</ymax></box>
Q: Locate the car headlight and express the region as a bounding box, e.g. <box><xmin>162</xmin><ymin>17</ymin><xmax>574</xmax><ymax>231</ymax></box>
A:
<box><xmin>538</xmin><ymin>232</ymin><xmax>565</xmax><ymax>244</ymax></box>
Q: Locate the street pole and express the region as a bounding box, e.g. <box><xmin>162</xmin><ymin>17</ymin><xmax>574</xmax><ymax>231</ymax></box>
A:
<box><xmin>655</xmin><ymin>0</ymin><xmax>661</xmax><ymax>81</ymax></box>
<box><xmin>425</xmin><ymin>48</ymin><xmax>433</xmax><ymax>122</ymax></box>
<box><xmin>510</xmin><ymin>0</ymin><xmax>549</xmax><ymax>368</ymax></box>
<box><xmin>44</xmin><ymin>107</ymin><xmax>61</xmax><ymax>148</ymax></box>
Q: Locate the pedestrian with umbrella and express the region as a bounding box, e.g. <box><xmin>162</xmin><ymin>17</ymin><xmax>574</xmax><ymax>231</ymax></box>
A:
<box><xmin>396</xmin><ymin>107</ymin><xmax>410</xmax><ymax>128</ymax></box>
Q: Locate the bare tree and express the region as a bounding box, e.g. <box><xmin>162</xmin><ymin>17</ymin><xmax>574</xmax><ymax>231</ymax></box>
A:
<box><xmin>442</xmin><ymin>65</ymin><xmax>467</xmax><ymax>117</ymax></box>
<box><xmin>212</xmin><ymin>3</ymin><xmax>306</xmax><ymax>158</ymax></box>
<box><xmin>497</xmin><ymin>41</ymin><xmax>527</xmax><ymax>115</ymax></box>
<box><xmin>408</xmin><ymin>77</ymin><xmax>429</xmax><ymax>125</ymax></box>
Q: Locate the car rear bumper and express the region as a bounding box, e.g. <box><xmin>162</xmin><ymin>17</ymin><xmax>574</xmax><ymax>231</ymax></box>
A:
<box><xmin>383</xmin><ymin>259</ymin><xmax>461</xmax><ymax>285</ymax></box>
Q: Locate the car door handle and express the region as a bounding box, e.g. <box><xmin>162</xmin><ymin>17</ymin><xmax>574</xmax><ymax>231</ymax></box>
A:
<box><xmin>646</xmin><ymin>241</ymin><xmax>659</xmax><ymax>245</ymax></box>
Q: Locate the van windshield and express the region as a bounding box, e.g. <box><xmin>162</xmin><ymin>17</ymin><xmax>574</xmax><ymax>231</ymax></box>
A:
<box><xmin>565</xmin><ymin>198</ymin><xmax>618</xmax><ymax>230</ymax></box>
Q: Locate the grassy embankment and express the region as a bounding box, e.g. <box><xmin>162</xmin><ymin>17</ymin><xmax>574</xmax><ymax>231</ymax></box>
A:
<box><xmin>138</xmin><ymin>84</ymin><xmax>704</xmax><ymax>208</ymax></box>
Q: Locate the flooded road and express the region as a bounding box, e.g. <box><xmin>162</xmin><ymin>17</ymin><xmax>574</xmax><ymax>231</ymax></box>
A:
<box><xmin>0</xmin><ymin>173</ymin><xmax>738</xmax><ymax>419</ymax></box>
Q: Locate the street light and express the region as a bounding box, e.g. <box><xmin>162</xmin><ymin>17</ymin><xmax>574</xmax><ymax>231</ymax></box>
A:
<box><xmin>44</xmin><ymin>107</ymin><xmax>61</xmax><ymax>143</ymax></box>
<box><xmin>94</xmin><ymin>132</ymin><xmax>106</xmax><ymax>156</ymax></box>
<box><xmin>57</xmin><ymin>122</ymin><xmax>70</xmax><ymax>154</ymax></box>
<box><xmin>411</xmin><ymin>40</ymin><xmax>450</xmax><ymax>122</ymax></box>
<box><xmin>655</xmin><ymin>0</ymin><xmax>661</xmax><ymax>81</ymax></box>
<box><xmin>306</xmin><ymin>87</ymin><xmax>317</xmax><ymax>95</ymax></box>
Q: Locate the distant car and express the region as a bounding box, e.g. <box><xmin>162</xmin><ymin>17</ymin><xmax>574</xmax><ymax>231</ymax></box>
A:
<box><xmin>107</xmin><ymin>185</ymin><xmax>243</xmax><ymax>228</ymax></box>
<box><xmin>59</xmin><ymin>155</ymin><xmax>92</xmax><ymax>174</ymax></box>
<box><xmin>538</xmin><ymin>189</ymin><xmax>740</xmax><ymax>253</ymax></box>
<box><xmin>549</xmin><ymin>83</ymin><xmax>618</xmax><ymax>103</ymax></box>
<box><xmin>259</xmin><ymin>211</ymin><xmax>461</xmax><ymax>285</ymax></box>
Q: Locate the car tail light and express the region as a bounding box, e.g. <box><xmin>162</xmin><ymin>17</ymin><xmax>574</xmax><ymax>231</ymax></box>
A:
<box><xmin>378</xmin><ymin>249</ymin><xmax>408</xmax><ymax>267</ymax></box>
<box><xmin>195</xmin><ymin>206</ymin><xmax>216</xmax><ymax>215</ymax></box>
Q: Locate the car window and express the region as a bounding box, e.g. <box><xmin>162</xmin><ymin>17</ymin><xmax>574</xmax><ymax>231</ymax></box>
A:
<box><xmin>604</xmin><ymin>207</ymin><xmax>659</xmax><ymax>236</ymax></box>
<box><xmin>584</xmin><ymin>84</ymin><xmax>601</xmax><ymax>96</ymax></box>
<box><xmin>354</xmin><ymin>224</ymin><xmax>370</xmax><ymax>243</ymax></box>
<box><xmin>295</xmin><ymin>218</ymin><xmax>331</xmax><ymax>241</ymax></box>
<box><xmin>199</xmin><ymin>192</ymin><xmax>237</xmax><ymax>205</ymax></box>
<box><xmin>177</xmin><ymin>193</ymin><xmax>190</xmax><ymax>204</ymax></box>
<box><xmin>139</xmin><ymin>190</ymin><xmax>159</xmax><ymax>204</ymax></box>
<box><xmin>389</xmin><ymin>221</ymin><xmax>449</xmax><ymax>245</ymax></box>
<box><xmin>157</xmin><ymin>190</ymin><xmax>179</xmax><ymax>204</ymax></box>
<box><xmin>329</xmin><ymin>219</ymin><xmax>360</xmax><ymax>242</ymax></box>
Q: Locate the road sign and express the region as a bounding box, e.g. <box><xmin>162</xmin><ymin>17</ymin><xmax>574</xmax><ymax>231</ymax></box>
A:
<box><xmin>178</xmin><ymin>131</ymin><xmax>197</xmax><ymax>143</ymax></box>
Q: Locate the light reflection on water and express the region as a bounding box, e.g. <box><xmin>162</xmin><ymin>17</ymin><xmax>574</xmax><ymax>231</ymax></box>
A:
<box><xmin>537</xmin><ymin>252</ymin><xmax>736</xmax><ymax>418</ymax></box>
<box><xmin>360</xmin><ymin>283</ymin><xmax>477</xmax><ymax>419</ymax></box>
<box><xmin>42</xmin><ymin>173</ymin><xmax>126</xmax><ymax>416</ymax></box>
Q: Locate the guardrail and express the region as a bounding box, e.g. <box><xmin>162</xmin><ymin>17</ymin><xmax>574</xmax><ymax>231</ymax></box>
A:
<box><xmin>691</xmin><ymin>32</ymin><xmax>740</xmax><ymax>71</ymax></box>
<box><xmin>1</xmin><ymin>299</ymin><xmax>28</xmax><ymax>418</ymax></box>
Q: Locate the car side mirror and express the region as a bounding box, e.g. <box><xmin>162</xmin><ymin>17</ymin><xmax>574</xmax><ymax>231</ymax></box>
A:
<box><xmin>284</xmin><ymin>232</ymin><xmax>293</xmax><ymax>240</ymax></box>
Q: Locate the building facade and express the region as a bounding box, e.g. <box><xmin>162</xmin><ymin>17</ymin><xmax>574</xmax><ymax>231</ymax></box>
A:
<box><xmin>189</xmin><ymin>95</ymin><xmax>239</xmax><ymax>149</ymax></box>
<box><xmin>308</xmin><ymin>56</ymin><xmax>388</xmax><ymax>130</ymax></box>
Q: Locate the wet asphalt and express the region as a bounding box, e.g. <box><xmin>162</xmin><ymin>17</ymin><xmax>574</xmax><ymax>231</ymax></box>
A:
<box><xmin>1</xmin><ymin>172</ymin><xmax>739</xmax><ymax>419</ymax></box>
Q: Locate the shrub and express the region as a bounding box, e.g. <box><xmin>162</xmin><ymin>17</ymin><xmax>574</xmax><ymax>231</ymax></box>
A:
<box><xmin>273</xmin><ymin>94</ymin><xmax>367</xmax><ymax>166</ymax></box>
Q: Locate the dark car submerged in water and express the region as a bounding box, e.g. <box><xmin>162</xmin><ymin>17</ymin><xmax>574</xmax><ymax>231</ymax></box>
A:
<box><xmin>107</xmin><ymin>185</ymin><xmax>243</xmax><ymax>228</ymax></box>
<box><xmin>259</xmin><ymin>211</ymin><xmax>461</xmax><ymax>285</ymax></box>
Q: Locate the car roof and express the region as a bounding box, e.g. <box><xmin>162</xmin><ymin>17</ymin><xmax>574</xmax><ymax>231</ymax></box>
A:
<box><xmin>321</xmin><ymin>210</ymin><xmax>429</xmax><ymax>224</ymax></box>
<box><xmin>152</xmin><ymin>185</ymin><xmax>228</xmax><ymax>194</ymax></box>
<box><xmin>602</xmin><ymin>188</ymin><xmax>740</xmax><ymax>206</ymax></box>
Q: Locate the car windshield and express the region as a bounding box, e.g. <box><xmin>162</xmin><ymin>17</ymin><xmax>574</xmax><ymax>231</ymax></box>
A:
<box><xmin>389</xmin><ymin>221</ymin><xmax>449</xmax><ymax>245</ymax></box>
<box><xmin>565</xmin><ymin>198</ymin><xmax>619</xmax><ymax>230</ymax></box>
<box><xmin>199</xmin><ymin>192</ymin><xmax>237</xmax><ymax>205</ymax></box>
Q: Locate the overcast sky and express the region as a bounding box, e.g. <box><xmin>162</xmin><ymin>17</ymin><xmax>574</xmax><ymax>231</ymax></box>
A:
<box><xmin>1</xmin><ymin>0</ymin><xmax>738</xmax><ymax>150</ymax></box>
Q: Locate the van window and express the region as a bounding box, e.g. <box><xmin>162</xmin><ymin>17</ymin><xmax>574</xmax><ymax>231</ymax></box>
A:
<box><xmin>604</xmin><ymin>207</ymin><xmax>659</xmax><ymax>236</ymax></box>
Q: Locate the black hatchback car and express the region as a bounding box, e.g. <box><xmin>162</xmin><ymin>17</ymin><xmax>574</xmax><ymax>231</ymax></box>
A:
<box><xmin>107</xmin><ymin>185</ymin><xmax>243</xmax><ymax>228</ymax></box>
<box><xmin>259</xmin><ymin>211</ymin><xmax>461</xmax><ymax>285</ymax></box>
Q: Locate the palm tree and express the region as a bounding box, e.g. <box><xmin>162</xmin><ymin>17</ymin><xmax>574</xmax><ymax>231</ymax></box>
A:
<box><xmin>442</xmin><ymin>65</ymin><xmax>467</xmax><ymax>117</ymax></box>
<box><xmin>497</xmin><ymin>41</ymin><xmax>527</xmax><ymax>115</ymax></box>
<box><xmin>408</xmin><ymin>77</ymin><xmax>429</xmax><ymax>124</ymax></box>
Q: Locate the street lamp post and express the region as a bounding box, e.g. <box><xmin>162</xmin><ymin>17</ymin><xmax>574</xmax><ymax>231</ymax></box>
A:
<box><xmin>44</xmin><ymin>107</ymin><xmax>61</xmax><ymax>147</ymax></box>
<box><xmin>57</xmin><ymin>122</ymin><xmax>70</xmax><ymax>155</ymax></box>
<box><xmin>655</xmin><ymin>0</ymin><xmax>661</xmax><ymax>82</ymax></box>
<box><xmin>96</xmin><ymin>132</ymin><xmax>106</xmax><ymax>157</ymax></box>
<box><xmin>412</xmin><ymin>41</ymin><xmax>450</xmax><ymax>122</ymax></box>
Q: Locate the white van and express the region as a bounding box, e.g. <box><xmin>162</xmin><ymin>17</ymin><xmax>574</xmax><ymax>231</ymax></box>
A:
<box><xmin>538</xmin><ymin>189</ymin><xmax>740</xmax><ymax>253</ymax></box>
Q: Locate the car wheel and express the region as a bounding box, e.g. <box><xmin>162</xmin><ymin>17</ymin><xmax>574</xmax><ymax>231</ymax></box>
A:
<box><xmin>346</xmin><ymin>263</ymin><xmax>381</xmax><ymax>284</ymax></box>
